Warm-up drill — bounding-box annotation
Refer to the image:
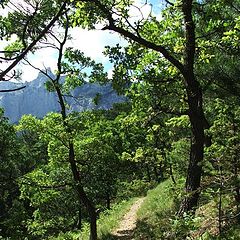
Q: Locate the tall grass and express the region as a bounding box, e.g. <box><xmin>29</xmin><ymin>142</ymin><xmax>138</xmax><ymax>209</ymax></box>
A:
<box><xmin>134</xmin><ymin>179</ymin><xmax>240</xmax><ymax>239</ymax></box>
<box><xmin>50</xmin><ymin>198</ymin><xmax>137</xmax><ymax>240</ymax></box>
<box><xmin>134</xmin><ymin>179</ymin><xmax>175</xmax><ymax>239</ymax></box>
<box><xmin>97</xmin><ymin>198</ymin><xmax>137</xmax><ymax>239</ymax></box>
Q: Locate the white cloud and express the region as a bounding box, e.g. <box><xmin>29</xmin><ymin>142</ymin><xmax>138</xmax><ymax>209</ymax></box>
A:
<box><xmin>68</xmin><ymin>28</ymin><xmax>126</xmax><ymax>63</ymax></box>
<box><xmin>130</xmin><ymin>0</ymin><xmax>163</xmax><ymax>22</ymax></box>
<box><xmin>1</xmin><ymin>0</ymin><xmax>162</xmax><ymax>82</ymax></box>
<box><xmin>19</xmin><ymin>47</ymin><xmax>58</xmax><ymax>81</ymax></box>
<box><xmin>17</xmin><ymin>28</ymin><xmax>126</xmax><ymax>81</ymax></box>
<box><xmin>129</xmin><ymin>0</ymin><xmax>152</xmax><ymax>21</ymax></box>
<box><xmin>107</xmin><ymin>68</ymin><xmax>114</xmax><ymax>79</ymax></box>
<box><xmin>18</xmin><ymin>27</ymin><xmax>127</xmax><ymax>81</ymax></box>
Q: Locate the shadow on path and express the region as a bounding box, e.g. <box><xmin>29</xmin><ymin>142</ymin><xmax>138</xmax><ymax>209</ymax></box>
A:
<box><xmin>102</xmin><ymin>197</ymin><xmax>145</xmax><ymax>240</ymax></box>
<box><xmin>101</xmin><ymin>229</ymin><xmax>135</xmax><ymax>240</ymax></box>
<box><xmin>112</xmin><ymin>229</ymin><xmax>135</xmax><ymax>239</ymax></box>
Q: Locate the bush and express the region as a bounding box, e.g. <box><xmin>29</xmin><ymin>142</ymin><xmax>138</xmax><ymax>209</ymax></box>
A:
<box><xmin>117</xmin><ymin>179</ymin><xmax>157</xmax><ymax>199</ymax></box>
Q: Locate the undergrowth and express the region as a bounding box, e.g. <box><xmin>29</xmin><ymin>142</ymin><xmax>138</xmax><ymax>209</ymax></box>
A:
<box><xmin>134</xmin><ymin>179</ymin><xmax>240</xmax><ymax>240</ymax></box>
<box><xmin>49</xmin><ymin>179</ymin><xmax>240</xmax><ymax>239</ymax></box>
<box><xmin>49</xmin><ymin>198</ymin><xmax>136</xmax><ymax>240</ymax></box>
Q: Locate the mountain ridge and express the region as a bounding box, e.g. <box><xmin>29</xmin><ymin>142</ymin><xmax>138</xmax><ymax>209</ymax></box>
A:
<box><xmin>0</xmin><ymin>72</ymin><xmax>125</xmax><ymax>123</ymax></box>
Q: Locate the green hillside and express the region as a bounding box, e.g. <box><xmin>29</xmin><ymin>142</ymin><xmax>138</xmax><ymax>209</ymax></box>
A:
<box><xmin>1</xmin><ymin>0</ymin><xmax>239</xmax><ymax>239</ymax></box>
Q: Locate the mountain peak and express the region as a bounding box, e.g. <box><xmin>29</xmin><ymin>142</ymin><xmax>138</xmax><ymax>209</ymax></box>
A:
<box><xmin>0</xmin><ymin>71</ymin><xmax>125</xmax><ymax>123</ymax></box>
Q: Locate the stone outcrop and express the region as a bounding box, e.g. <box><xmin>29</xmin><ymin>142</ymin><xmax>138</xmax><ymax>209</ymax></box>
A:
<box><xmin>0</xmin><ymin>71</ymin><xmax>125</xmax><ymax>123</ymax></box>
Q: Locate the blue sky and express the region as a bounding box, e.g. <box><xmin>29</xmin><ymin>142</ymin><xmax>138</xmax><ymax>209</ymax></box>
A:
<box><xmin>1</xmin><ymin>0</ymin><xmax>165</xmax><ymax>82</ymax></box>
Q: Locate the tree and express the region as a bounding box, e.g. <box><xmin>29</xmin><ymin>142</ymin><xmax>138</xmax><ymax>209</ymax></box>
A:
<box><xmin>204</xmin><ymin>98</ymin><xmax>240</xmax><ymax>224</ymax></box>
<box><xmin>0</xmin><ymin>109</ymin><xmax>18</xmax><ymax>236</ymax></box>
<box><xmin>0</xmin><ymin>109</ymin><xmax>30</xmax><ymax>238</ymax></box>
<box><xmin>0</xmin><ymin>0</ymin><xmax>68</xmax><ymax>83</ymax></box>
<box><xmin>70</xmin><ymin>0</ymin><xmax>240</xmax><ymax>215</ymax></box>
<box><xmin>1</xmin><ymin>0</ymin><xmax>239</xmax><ymax>223</ymax></box>
<box><xmin>17</xmin><ymin>10</ymin><xmax>111</xmax><ymax>239</ymax></box>
<box><xmin>69</xmin><ymin>0</ymin><xmax>210</xmax><ymax>214</ymax></box>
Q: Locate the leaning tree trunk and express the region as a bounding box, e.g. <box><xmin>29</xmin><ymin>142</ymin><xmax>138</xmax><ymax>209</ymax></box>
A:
<box><xmin>28</xmin><ymin>12</ymin><xmax>98</xmax><ymax>239</ymax></box>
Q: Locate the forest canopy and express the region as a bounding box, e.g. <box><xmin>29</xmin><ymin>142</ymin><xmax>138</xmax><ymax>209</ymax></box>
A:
<box><xmin>0</xmin><ymin>0</ymin><xmax>239</xmax><ymax>239</ymax></box>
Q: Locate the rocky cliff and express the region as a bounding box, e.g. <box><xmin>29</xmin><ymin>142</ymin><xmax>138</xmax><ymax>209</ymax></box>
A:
<box><xmin>0</xmin><ymin>72</ymin><xmax>125</xmax><ymax>123</ymax></box>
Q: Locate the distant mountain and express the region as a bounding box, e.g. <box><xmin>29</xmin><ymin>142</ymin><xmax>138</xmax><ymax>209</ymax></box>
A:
<box><xmin>0</xmin><ymin>71</ymin><xmax>125</xmax><ymax>123</ymax></box>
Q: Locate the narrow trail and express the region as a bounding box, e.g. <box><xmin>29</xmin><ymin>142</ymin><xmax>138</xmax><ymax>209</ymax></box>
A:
<box><xmin>112</xmin><ymin>197</ymin><xmax>145</xmax><ymax>239</ymax></box>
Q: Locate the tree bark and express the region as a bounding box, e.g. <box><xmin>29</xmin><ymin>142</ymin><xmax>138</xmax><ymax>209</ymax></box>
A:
<box><xmin>178</xmin><ymin>0</ymin><xmax>206</xmax><ymax>216</ymax></box>
<box><xmin>68</xmin><ymin>143</ymin><xmax>97</xmax><ymax>240</ymax></box>
<box><xmin>106</xmin><ymin>192</ymin><xmax>111</xmax><ymax>210</ymax></box>
<box><xmin>77</xmin><ymin>208</ymin><xmax>82</xmax><ymax>230</ymax></box>
<box><xmin>146</xmin><ymin>164</ymin><xmax>152</xmax><ymax>182</ymax></box>
<box><xmin>178</xmin><ymin>80</ymin><xmax>205</xmax><ymax>215</ymax></box>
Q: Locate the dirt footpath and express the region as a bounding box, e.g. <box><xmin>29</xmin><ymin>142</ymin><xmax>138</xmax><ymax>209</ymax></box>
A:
<box><xmin>112</xmin><ymin>197</ymin><xmax>145</xmax><ymax>239</ymax></box>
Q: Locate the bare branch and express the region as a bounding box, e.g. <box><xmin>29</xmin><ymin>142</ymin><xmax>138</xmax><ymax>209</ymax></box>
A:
<box><xmin>0</xmin><ymin>50</ymin><xmax>21</xmax><ymax>54</ymax></box>
<box><xmin>23</xmin><ymin>58</ymin><xmax>55</xmax><ymax>81</ymax></box>
<box><xmin>0</xmin><ymin>86</ymin><xmax>26</xmax><ymax>92</ymax></box>
<box><xmin>165</xmin><ymin>0</ymin><xmax>174</xmax><ymax>6</ymax></box>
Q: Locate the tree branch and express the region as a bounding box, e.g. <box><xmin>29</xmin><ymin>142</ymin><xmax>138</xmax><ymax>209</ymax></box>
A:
<box><xmin>0</xmin><ymin>86</ymin><xmax>26</xmax><ymax>92</ymax></box>
<box><xmin>165</xmin><ymin>0</ymin><xmax>174</xmax><ymax>6</ymax></box>
<box><xmin>0</xmin><ymin>0</ymin><xmax>68</xmax><ymax>81</ymax></box>
<box><xmin>87</xmin><ymin>0</ymin><xmax>185</xmax><ymax>75</ymax></box>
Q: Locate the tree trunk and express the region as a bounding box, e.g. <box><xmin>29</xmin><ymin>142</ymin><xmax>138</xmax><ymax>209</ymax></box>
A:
<box><xmin>178</xmin><ymin>82</ymin><xmax>205</xmax><ymax>215</ymax></box>
<box><xmin>77</xmin><ymin>208</ymin><xmax>82</xmax><ymax>230</ymax></box>
<box><xmin>98</xmin><ymin>0</ymin><xmax>209</xmax><ymax>215</ymax></box>
<box><xmin>231</xmin><ymin>119</ymin><xmax>240</xmax><ymax>222</ymax></box>
<box><xmin>68</xmin><ymin>143</ymin><xmax>97</xmax><ymax>240</ymax></box>
<box><xmin>153</xmin><ymin>166</ymin><xmax>161</xmax><ymax>183</ymax></box>
<box><xmin>169</xmin><ymin>163</ymin><xmax>176</xmax><ymax>185</ymax></box>
<box><xmin>146</xmin><ymin>164</ymin><xmax>152</xmax><ymax>182</ymax></box>
<box><xmin>218</xmin><ymin>165</ymin><xmax>223</xmax><ymax>236</ymax></box>
<box><xmin>89</xmin><ymin>208</ymin><xmax>97</xmax><ymax>240</ymax></box>
<box><xmin>54</xmin><ymin>80</ymin><xmax>98</xmax><ymax>240</ymax></box>
<box><xmin>178</xmin><ymin>0</ymin><xmax>207</xmax><ymax>215</ymax></box>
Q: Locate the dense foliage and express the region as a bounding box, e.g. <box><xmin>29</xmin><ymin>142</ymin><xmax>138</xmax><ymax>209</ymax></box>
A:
<box><xmin>0</xmin><ymin>0</ymin><xmax>239</xmax><ymax>239</ymax></box>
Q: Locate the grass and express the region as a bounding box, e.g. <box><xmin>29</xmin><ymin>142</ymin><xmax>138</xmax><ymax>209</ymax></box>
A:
<box><xmin>134</xmin><ymin>179</ymin><xmax>175</xmax><ymax>239</ymax></box>
<box><xmin>49</xmin><ymin>179</ymin><xmax>240</xmax><ymax>239</ymax></box>
<box><xmin>49</xmin><ymin>197</ymin><xmax>137</xmax><ymax>240</ymax></box>
<box><xmin>133</xmin><ymin>179</ymin><xmax>240</xmax><ymax>240</ymax></box>
<box><xmin>97</xmin><ymin>198</ymin><xmax>137</xmax><ymax>239</ymax></box>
